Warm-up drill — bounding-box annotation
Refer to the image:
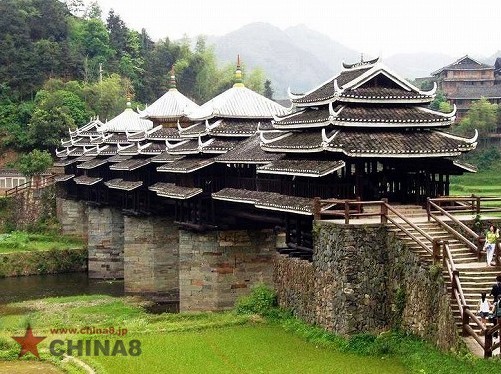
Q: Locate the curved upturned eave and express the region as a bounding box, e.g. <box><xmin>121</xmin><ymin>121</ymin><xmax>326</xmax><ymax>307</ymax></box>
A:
<box><xmin>329</xmin><ymin>119</ymin><xmax>454</xmax><ymax>128</ymax></box>
<box><xmin>325</xmin><ymin>147</ymin><xmax>464</xmax><ymax>158</ymax></box>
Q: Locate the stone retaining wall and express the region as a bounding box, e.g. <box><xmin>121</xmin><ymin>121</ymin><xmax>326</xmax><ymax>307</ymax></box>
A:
<box><xmin>179</xmin><ymin>229</ymin><xmax>275</xmax><ymax>311</ymax></box>
<box><xmin>273</xmin><ymin>221</ymin><xmax>460</xmax><ymax>351</ymax></box>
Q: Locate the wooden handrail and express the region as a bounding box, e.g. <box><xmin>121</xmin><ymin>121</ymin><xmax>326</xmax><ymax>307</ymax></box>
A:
<box><xmin>4</xmin><ymin>175</ymin><xmax>55</xmax><ymax>197</ymax></box>
<box><xmin>314</xmin><ymin>197</ymin><xmax>500</xmax><ymax>359</ymax></box>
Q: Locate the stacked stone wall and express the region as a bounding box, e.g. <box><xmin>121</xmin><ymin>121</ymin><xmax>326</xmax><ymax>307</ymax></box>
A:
<box><xmin>87</xmin><ymin>206</ymin><xmax>124</xmax><ymax>279</ymax></box>
<box><xmin>179</xmin><ymin>229</ymin><xmax>275</xmax><ymax>311</ymax></box>
<box><xmin>123</xmin><ymin>216</ymin><xmax>179</xmax><ymax>302</ymax></box>
<box><xmin>56</xmin><ymin>197</ymin><xmax>88</xmax><ymax>239</ymax></box>
<box><xmin>273</xmin><ymin>221</ymin><xmax>461</xmax><ymax>352</ymax></box>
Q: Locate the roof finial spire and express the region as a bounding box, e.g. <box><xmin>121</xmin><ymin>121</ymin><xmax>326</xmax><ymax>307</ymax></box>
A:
<box><xmin>233</xmin><ymin>54</ymin><xmax>244</xmax><ymax>88</ymax></box>
<box><xmin>361</xmin><ymin>53</ymin><xmax>364</xmax><ymax>63</ymax></box>
<box><xmin>169</xmin><ymin>66</ymin><xmax>177</xmax><ymax>91</ymax></box>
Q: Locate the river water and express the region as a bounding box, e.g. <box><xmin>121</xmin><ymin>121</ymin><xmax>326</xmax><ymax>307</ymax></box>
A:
<box><xmin>0</xmin><ymin>272</ymin><xmax>124</xmax><ymax>304</ymax></box>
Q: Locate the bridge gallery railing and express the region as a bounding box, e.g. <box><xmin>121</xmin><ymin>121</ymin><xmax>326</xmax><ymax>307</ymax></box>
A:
<box><xmin>4</xmin><ymin>174</ymin><xmax>55</xmax><ymax>197</ymax></box>
<box><xmin>313</xmin><ymin>197</ymin><xmax>501</xmax><ymax>358</ymax></box>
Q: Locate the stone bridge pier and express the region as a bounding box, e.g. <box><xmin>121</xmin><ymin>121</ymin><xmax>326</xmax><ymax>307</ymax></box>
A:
<box><xmin>57</xmin><ymin>197</ymin><xmax>276</xmax><ymax>310</ymax></box>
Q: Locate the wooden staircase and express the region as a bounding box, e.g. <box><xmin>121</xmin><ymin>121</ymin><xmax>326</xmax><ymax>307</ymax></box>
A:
<box><xmin>387</xmin><ymin>209</ymin><xmax>499</xmax><ymax>336</ymax></box>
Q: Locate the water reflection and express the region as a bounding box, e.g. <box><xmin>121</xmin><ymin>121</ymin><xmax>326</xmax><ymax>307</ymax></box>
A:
<box><xmin>0</xmin><ymin>272</ymin><xmax>124</xmax><ymax>304</ymax></box>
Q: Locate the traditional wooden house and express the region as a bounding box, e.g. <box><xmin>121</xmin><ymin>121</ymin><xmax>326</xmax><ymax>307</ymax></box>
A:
<box><xmin>432</xmin><ymin>55</ymin><xmax>501</xmax><ymax>118</ymax></box>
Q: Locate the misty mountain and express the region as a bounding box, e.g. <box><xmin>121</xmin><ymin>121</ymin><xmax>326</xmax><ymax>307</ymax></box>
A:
<box><xmin>206</xmin><ymin>22</ymin><xmax>497</xmax><ymax>98</ymax></box>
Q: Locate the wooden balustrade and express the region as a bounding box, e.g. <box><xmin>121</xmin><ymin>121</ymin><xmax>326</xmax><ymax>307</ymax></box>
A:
<box><xmin>313</xmin><ymin>196</ymin><xmax>501</xmax><ymax>358</ymax></box>
<box><xmin>4</xmin><ymin>175</ymin><xmax>55</xmax><ymax>197</ymax></box>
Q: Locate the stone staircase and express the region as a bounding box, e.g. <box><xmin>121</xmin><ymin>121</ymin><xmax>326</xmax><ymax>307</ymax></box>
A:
<box><xmin>387</xmin><ymin>207</ymin><xmax>499</xmax><ymax>336</ymax></box>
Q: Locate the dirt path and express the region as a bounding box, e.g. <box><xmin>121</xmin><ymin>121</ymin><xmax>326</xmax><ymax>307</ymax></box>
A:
<box><xmin>0</xmin><ymin>361</ymin><xmax>63</xmax><ymax>373</ymax></box>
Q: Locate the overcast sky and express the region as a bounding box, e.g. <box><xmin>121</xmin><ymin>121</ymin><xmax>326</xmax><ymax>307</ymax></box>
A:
<box><xmin>87</xmin><ymin>0</ymin><xmax>500</xmax><ymax>59</ymax></box>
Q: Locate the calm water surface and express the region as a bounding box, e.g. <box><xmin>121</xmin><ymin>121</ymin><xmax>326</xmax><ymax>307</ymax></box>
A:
<box><xmin>0</xmin><ymin>272</ymin><xmax>124</xmax><ymax>304</ymax></box>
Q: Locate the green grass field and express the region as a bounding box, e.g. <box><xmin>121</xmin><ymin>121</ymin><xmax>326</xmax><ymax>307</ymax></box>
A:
<box><xmin>1</xmin><ymin>295</ymin><xmax>501</xmax><ymax>374</ymax></box>
<box><xmin>0</xmin><ymin>232</ymin><xmax>83</xmax><ymax>253</ymax></box>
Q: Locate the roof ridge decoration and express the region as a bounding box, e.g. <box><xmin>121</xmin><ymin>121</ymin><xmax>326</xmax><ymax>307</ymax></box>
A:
<box><xmin>438</xmin><ymin>128</ymin><xmax>478</xmax><ymax>145</ymax></box>
<box><xmin>169</xmin><ymin>66</ymin><xmax>177</xmax><ymax>91</ymax></box>
<box><xmin>321</xmin><ymin>129</ymin><xmax>339</xmax><ymax>148</ymax></box>
<box><xmin>259</xmin><ymin>131</ymin><xmax>292</xmax><ymax>145</ymax></box>
<box><xmin>342</xmin><ymin>56</ymin><xmax>380</xmax><ymax>70</ymax></box>
<box><xmin>418</xmin><ymin>103</ymin><xmax>457</xmax><ymax>119</ymax></box>
<box><xmin>165</xmin><ymin>139</ymin><xmax>189</xmax><ymax>149</ymax></box>
<box><xmin>198</xmin><ymin>136</ymin><xmax>215</xmax><ymax>151</ymax></box>
<box><xmin>233</xmin><ymin>55</ymin><xmax>245</xmax><ymax>88</ymax></box>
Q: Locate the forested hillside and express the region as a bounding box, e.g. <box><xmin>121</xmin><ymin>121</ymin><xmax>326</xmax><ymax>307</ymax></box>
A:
<box><xmin>0</xmin><ymin>0</ymin><xmax>270</xmax><ymax>161</ymax></box>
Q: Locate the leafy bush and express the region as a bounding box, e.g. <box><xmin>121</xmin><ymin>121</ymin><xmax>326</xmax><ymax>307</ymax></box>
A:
<box><xmin>235</xmin><ymin>283</ymin><xmax>284</xmax><ymax>319</ymax></box>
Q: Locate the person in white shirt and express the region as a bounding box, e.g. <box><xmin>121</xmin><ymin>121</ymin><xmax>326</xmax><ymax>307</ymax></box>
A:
<box><xmin>479</xmin><ymin>292</ymin><xmax>492</xmax><ymax>327</ymax></box>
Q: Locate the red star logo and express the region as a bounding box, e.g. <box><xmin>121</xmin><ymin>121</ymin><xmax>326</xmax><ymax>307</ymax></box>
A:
<box><xmin>11</xmin><ymin>325</ymin><xmax>46</xmax><ymax>359</ymax></box>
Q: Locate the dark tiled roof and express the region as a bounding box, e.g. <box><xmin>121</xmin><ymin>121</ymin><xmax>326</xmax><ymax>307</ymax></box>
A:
<box><xmin>140</xmin><ymin>142</ymin><xmax>165</xmax><ymax>154</ymax></box>
<box><xmin>75</xmin><ymin>156</ymin><xmax>95</xmax><ymax>162</ymax></box>
<box><xmin>179</xmin><ymin>122</ymin><xmax>207</xmax><ymax>137</ymax></box>
<box><xmin>202</xmin><ymin>139</ymin><xmax>240</xmax><ymax>154</ymax></box>
<box><xmin>104</xmin><ymin>134</ymin><xmax>129</xmax><ymax>144</ymax></box>
<box><xmin>104</xmin><ymin>178</ymin><xmax>142</xmax><ymax>191</ymax></box>
<box><xmin>53</xmin><ymin>158</ymin><xmax>78</xmax><ymax>167</ymax></box>
<box><xmin>215</xmin><ymin>136</ymin><xmax>283</xmax><ymax>164</ymax></box>
<box><xmin>292</xmin><ymin>68</ymin><xmax>371</xmax><ymax>104</ymax></box>
<box><xmin>261</xmin><ymin>131</ymin><xmax>324</xmax><ymax>152</ymax></box>
<box><xmin>157</xmin><ymin>157</ymin><xmax>215</xmax><ymax>173</ymax></box>
<box><xmin>342</xmin><ymin>87</ymin><xmax>431</xmax><ymax>101</ymax></box>
<box><xmin>274</xmin><ymin>108</ymin><xmax>330</xmax><ymax>127</ymax></box>
<box><xmin>257</xmin><ymin>159</ymin><xmax>345</xmax><ymax>177</ymax></box>
<box><xmin>327</xmin><ymin>129</ymin><xmax>476</xmax><ymax>156</ymax></box>
<box><xmin>54</xmin><ymin>174</ymin><xmax>75</xmax><ymax>182</ymax></box>
<box><xmin>149</xmin><ymin>152</ymin><xmax>184</xmax><ymax>163</ymax></box>
<box><xmin>449</xmin><ymin>85</ymin><xmax>501</xmax><ymax>99</ymax></box>
<box><xmin>0</xmin><ymin>168</ymin><xmax>23</xmax><ymax>177</ymax></box>
<box><xmin>168</xmin><ymin>140</ymin><xmax>199</xmax><ymax>154</ymax></box>
<box><xmin>78</xmin><ymin>131</ymin><xmax>102</xmax><ymax>137</ymax></box>
<box><xmin>73</xmin><ymin>176</ymin><xmax>102</xmax><ymax>185</ymax></box>
<box><xmin>106</xmin><ymin>154</ymin><xmax>132</xmax><ymax>163</ymax></box>
<box><xmin>333</xmin><ymin>106</ymin><xmax>451</xmax><ymax>125</ymax></box>
<box><xmin>208</xmin><ymin>119</ymin><xmax>265</xmax><ymax>136</ymax></box>
<box><xmin>99</xmin><ymin>145</ymin><xmax>118</xmax><ymax>155</ymax></box>
<box><xmin>147</xmin><ymin>127</ymin><xmax>183</xmax><ymax>140</ymax></box>
<box><xmin>261</xmin><ymin>129</ymin><xmax>476</xmax><ymax>157</ymax></box>
<box><xmin>212</xmin><ymin>188</ymin><xmax>314</xmax><ymax>215</ymax></box>
<box><xmin>127</xmin><ymin>130</ymin><xmax>146</xmax><ymax>141</ymax></box>
<box><xmin>109</xmin><ymin>158</ymin><xmax>151</xmax><ymax>171</ymax></box>
<box><xmin>117</xmin><ymin>144</ymin><xmax>139</xmax><ymax>155</ymax></box>
<box><xmin>77</xmin><ymin>158</ymin><xmax>108</xmax><ymax>170</ymax></box>
<box><xmin>148</xmin><ymin>182</ymin><xmax>202</xmax><ymax>199</ymax></box>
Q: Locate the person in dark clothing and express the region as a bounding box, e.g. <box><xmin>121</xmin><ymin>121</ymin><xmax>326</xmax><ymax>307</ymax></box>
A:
<box><xmin>490</xmin><ymin>275</ymin><xmax>501</xmax><ymax>303</ymax></box>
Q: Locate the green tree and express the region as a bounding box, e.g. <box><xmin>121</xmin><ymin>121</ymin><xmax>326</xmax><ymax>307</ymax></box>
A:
<box><xmin>454</xmin><ymin>97</ymin><xmax>499</xmax><ymax>147</ymax></box>
<box><xmin>27</xmin><ymin>108</ymin><xmax>75</xmax><ymax>151</ymax></box>
<box><xmin>264</xmin><ymin>79</ymin><xmax>274</xmax><ymax>100</ymax></box>
<box><xmin>17</xmin><ymin>149</ymin><xmax>53</xmax><ymax>178</ymax></box>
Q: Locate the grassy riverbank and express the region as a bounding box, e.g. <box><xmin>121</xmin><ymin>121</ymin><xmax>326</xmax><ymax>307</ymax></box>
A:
<box><xmin>1</xmin><ymin>293</ymin><xmax>500</xmax><ymax>374</ymax></box>
<box><xmin>450</xmin><ymin>170</ymin><xmax>501</xmax><ymax>198</ymax></box>
<box><xmin>0</xmin><ymin>231</ymin><xmax>83</xmax><ymax>253</ymax></box>
<box><xmin>0</xmin><ymin>232</ymin><xmax>86</xmax><ymax>277</ymax></box>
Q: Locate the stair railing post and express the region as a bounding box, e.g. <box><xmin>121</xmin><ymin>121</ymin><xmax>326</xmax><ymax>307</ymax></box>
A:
<box><xmin>496</xmin><ymin>240</ymin><xmax>500</xmax><ymax>267</ymax></box>
<box><xmin>381</xmin><ymin>198</ymin><xmax>388</xmax><ymax>224</ymax></box>
<box><xmin>451</xmin><ymin>270</ymin><xmax>459</xmax><ymax>299</ymax></box>
<box><xmin>462</xmin><ymin>305</ymin><xmax>470</xmax><ymax>337</ymax></box>
<box><xmin>313</xmin><ymin>197</ymin><xmax>321</xmax><ymax>221</ymax></box>
<box><xmin>432</xmin><ymin>239</ymin><xmax>441</xmax><ymax>264</ymax></box>
<box><xmin>478</xmin><ymin>236</ymin><xmax>485</xmax><ymax>262</ymax></box>
<box><xmin>344</xmin><ymin>200</ymin><xmax>349</xmax><ymax>225</ymax></box>
<box><xmin>484</xmin><ymin>330</ymin><xmax>493</xmax><ymax>358</ymax></box>
<box><xmin>426</xmin><ymin>197</ymin><xmax>431</xmax><ymax>222</ymax></box>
